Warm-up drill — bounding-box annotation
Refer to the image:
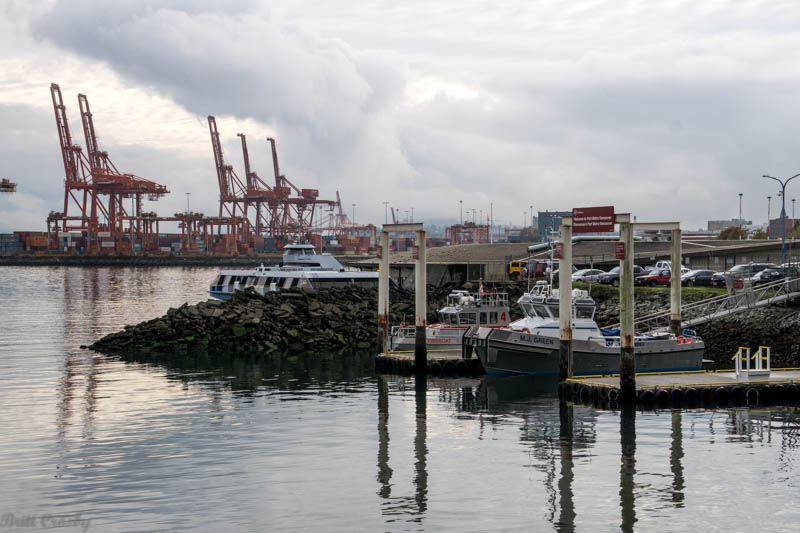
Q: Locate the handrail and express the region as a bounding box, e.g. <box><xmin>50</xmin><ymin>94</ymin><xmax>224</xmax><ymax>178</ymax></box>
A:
<box><xmin>606</xmin><ymin>276</ymin><xmax>800</xmax><ymax>332</ymax></box>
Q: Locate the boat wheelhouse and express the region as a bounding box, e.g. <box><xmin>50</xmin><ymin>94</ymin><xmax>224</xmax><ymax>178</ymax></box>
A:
<box><xmin>389</xmin><ymin>288</ymin><xmax>511</xmax><ymax>351</ymax></box>
<box><xmin>208</xmin><ymin>244</ymin><xmax>378</xmax><ymax>300</ymax></box>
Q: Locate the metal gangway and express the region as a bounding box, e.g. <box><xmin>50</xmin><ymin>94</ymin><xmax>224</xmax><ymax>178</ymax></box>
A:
<box><xmin>607</xmin><ymin>275</ymin><xmax>800</xmax><ymax>332</ymax></box>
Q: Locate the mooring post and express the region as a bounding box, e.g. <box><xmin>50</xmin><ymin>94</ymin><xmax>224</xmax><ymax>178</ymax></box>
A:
<box><xmin>618</xmin><ymin>215</ymin><xmax>636</xmax><ymax>401</ymax></box>
<box><xmin>558</xmin><ymin>217</ymin><xmax>573</xmax><ymax>382</ymax></box>
<box><xmin>670</xmin><ymin>228</ymin><xmax>682</xmax><ymax>336</ymax></box>
<box><xmin>415</xmin><ymin>229</ymin><xmax>428</xmax><ymax>373</ymax></box>
<box><xmin>377</xmin><ymin>230</ymin><xmax>390</xmax><ymax>353</ymax></box>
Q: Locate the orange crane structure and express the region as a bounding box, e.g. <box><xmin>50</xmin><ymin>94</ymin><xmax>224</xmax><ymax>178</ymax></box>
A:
<box><xmin>0</xmin><ymin>179</ymin><xmax>16</xmax><ymax>193</ymax></box>
<box><xmin>208</xmin><ymin>116</ymin><xmax>353</xmax><ymax>250</ymax></box>
<box><xmin>47</xmin><ymin>83</ymin><xmax>169</xmax><ymax>253</ymax></box>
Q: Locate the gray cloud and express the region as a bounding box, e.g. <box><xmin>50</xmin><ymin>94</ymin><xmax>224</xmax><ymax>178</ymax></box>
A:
<box><xmin>18</xmin><ymin>0</ymin><xmax>800</xmax><ymax>231</ymax></box>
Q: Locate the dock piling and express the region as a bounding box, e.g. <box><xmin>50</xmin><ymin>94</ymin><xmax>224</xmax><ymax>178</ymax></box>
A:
<box><xmin>414</xmin><ymin>228</ymin><xmax>428</xmax><ymax>373</ymax></box>
<box><xmin>618</xmin><ymin>215</ymin><xmax>636</xmax><ymax>401</ymax></box>
<box><xmin>670</xmin><ymin>228</ymin><xmax>682</xmax><ymax>336</ymax></box>
<box><xmin>378</xmin><ymin>230</ymin><xmax>390</xmax><ymax>352</ymax></box>
<box><xmin>558</xmin><ymin>218</ymin><xmax>573</xmax><ymax>382</ymax></box>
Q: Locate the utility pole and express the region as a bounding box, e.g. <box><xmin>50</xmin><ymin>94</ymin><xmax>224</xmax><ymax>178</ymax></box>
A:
<box><xmin>383</xmin><ymin>201</ymin><xmax>389</xmax><ymax>224</ymax></box>
<box><xmin>738</xmin><ymin>193</ymin><xmax>743</xmax><ymax>239</ymax></box>
<box><xmin>490</xmin><ymin>202</ymin><xmax>493</xmax><ymax>244</ymax></box>
<box><xmin>459</xmin><ymin>200</ymin><xmax>463</xmax><ymax>225</ymax></box>
<box><xmin>767</xmin><ymin>196</ymin><xmax>772</xmax><ymax>238</ymax></box>
<box><xmin>411</xmin><ymin>206</ymin><xmax>414</xmax><ymax>222</ymax></box>
<box><xmin>186</xmin><ymin>192</ymin><xmax>191</xmax><ymax>213</ymax></box>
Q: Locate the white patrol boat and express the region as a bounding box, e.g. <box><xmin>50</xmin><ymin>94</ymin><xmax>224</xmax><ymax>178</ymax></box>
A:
<box><xmin>463</xmin><ymin>282</ymin><xmax>704</xmax><ymax>375</ymax></box>
<box><xmin>208</xmin><ymin>244</ymin><xmax>378</xmax><ymax>300</ymax></box>
<box><xmin>389</xmin><ymin>287</ymin><xmax>511</xmax><ymax>351</ymax></box>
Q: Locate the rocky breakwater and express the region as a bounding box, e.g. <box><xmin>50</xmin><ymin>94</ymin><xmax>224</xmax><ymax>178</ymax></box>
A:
<box><xmin>694</xmin><ymin>306</ymin><xmax>800</xmax><ymax>367</ymax></box>
<box><xmin>90</xmin><ymin>287</ymin><xmax>385</xmax><ymax>356</ymax></box>
<box><xmin>90</xmin><ymin>281</ymin><xmax>531</xmax><ymax>357</ymax></box>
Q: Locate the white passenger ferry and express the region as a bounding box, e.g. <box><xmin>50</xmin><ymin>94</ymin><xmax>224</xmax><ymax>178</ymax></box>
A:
<box><xmin>208</xmin><ymin>244</ymin><xmax>378</xmax><ymax>300</ymax></box>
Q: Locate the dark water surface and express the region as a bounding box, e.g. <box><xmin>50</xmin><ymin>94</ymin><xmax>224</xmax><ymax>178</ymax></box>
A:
<box><xmin>1</xmin><ymin>266</ymin><xmax>800</xmax><ymax>532</ymax></box>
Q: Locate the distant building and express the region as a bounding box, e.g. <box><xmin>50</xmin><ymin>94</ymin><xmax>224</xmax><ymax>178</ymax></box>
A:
<box><xmin>538</xmin><ymin>211</ymin><xmax>571</xmax><ymax>242</ymax></box>
<box><xmin>445</xmin><ymin>222</ymin><xmax>490</xmax><ymax>245</ymax></box>
<box><xmin>708</xmin><ymin>218</ymin><xmax>751</xmax><ymax>233</ymax></box>
<box><xmin>768</xmin><ymin>217</ymin><xmax>799</xmax><ymax>239</ymax></box>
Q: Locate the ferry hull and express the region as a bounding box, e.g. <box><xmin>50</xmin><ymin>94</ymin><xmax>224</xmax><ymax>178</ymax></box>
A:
<box><xmin>465</xmin><ymin>328</ymin><xmax>704</xmax><ymax>376</ymax></box>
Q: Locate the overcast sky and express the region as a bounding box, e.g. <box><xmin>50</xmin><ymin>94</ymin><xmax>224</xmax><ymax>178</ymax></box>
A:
<box><xmin>2</xmin><ymin>0</ymin><xmax>800</xmax><ymax>233</ymax></box>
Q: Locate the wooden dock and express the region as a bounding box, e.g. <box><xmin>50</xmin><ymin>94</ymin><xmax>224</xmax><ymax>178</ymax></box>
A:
<box><xmin>561</xmin><ymin>368</ymin><xmax>800</xmax><ymax>409</ymax></box>
<box><xmin>375</xmin><ymin>349</ymin><xmax>484</xmax><ymax>377</ymax></box>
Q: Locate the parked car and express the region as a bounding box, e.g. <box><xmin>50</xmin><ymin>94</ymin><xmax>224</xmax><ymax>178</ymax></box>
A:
<box><xmin>749</xmin><ymin>268</ymin><xmax>785</xmax><ymax>286</ymax></box>
<box><xmin>598</xmin><ymin>265</ymin><xmax>647</xmax><ymax>286</ymax></box>
<box><xmin>550</xmin><ymin>265</ymin><xmax>577</xmax><ymax>283</ymax></box>
<box><xmin>572</xmin><ymin>268</ymin><xmax>606</xmax><ymax>283</ymax></box>
<box><xmin>635</xmin><ymin>269</ymin><xmax>672</xmax><ymax>286</ymax></box>
<box><xmin>711</xmin><ymin>271</ymin><xmax>726</xmax><ymax>287</ymax></box>
<box><xmin>681</xmin><ymin>269</ymin><xmax>714</xmax><ymax>287</ymax></box>
<box><xmin>711</xmin><ymin>262</ymin><xmax>779</xmax><ymax>288</ymax></box>
<box><xmin>727</xmin><ymin>263</ymin><xmax>778</xmax><ymax>277</ymax></box>
<box><xmin>650</xmin><ymin>261</ymin><xmax>689</xmax><ymax>275</ymax></box>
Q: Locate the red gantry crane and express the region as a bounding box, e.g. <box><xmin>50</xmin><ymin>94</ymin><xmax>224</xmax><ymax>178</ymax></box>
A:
<box><xmin>47</xmin><ymin>83</ymin><xmax>169</xmax><ymax>253</ymax></box>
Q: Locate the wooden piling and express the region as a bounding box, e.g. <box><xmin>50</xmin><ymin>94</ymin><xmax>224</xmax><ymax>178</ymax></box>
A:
<box><xmin>559</xmin><ymin>218</ymin><xmax>573</xmax><ymax>382</ymax></box>
<box><xmin>618</xmin><ymin>215</ymin><xmax>636</xmax><ymax>401</ymax></box>
<box><xmin>670</xmin><ymin>228</ymin><xmax>682</xmax><ymax>336</ymax></box>
<box><xmin>414</xmin><ymin>229</ymin><xmax>428</xmax><ymax>373</ymax></box>
<box><xmin>378</xmin><ymin>230</ymin><xmax>390</xmax><ymax>352</ymax></box>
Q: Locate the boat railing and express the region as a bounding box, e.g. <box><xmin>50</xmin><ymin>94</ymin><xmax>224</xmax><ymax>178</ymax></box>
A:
<box><xmin>390</xmin><ymin>325</ymin><xmax>416</xmax><ymax>338</ymax></box>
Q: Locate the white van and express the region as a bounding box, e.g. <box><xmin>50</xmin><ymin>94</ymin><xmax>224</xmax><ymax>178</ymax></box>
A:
<box><xmin>654</xmin><ymin>260</ymin><xmax>690</xmax><ymax>274</ymax></box>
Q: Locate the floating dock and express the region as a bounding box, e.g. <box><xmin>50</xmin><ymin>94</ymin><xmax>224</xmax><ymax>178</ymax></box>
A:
<box><xmin>375</xmin><ymin>349</ymin><xmax>484</xmax><ymax>377</ymax></box>
<box><xmin>561</xmin><ymin>368</ymin><xmax>800</xmax><ymax>409</ymax></box>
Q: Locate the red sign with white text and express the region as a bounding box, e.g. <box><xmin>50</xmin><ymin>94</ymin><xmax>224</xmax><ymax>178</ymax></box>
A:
<box><xmin>615</xmin><ymin>242</ymin><xmax>625</xmax><ymax>259</ymax></box>
<box><xmin>554</xmin><ymin>242</ymin><xmax>563</xmax><ymax>259</ymax></box>
<box><xmin>572</xmin><ymin>206</ymin><xmax>615</xmax><ymax>233</ymax></box>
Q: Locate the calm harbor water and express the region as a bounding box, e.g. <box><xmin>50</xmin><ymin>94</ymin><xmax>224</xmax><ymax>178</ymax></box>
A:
<box><xmin>1</xmin><ymin>266</ymin><xmax>800</xmax><ymax>532</ymax></box>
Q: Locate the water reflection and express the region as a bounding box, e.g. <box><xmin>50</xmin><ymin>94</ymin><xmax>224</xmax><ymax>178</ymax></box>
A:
<box><xmin>619</xmin><ymin>404</ymin><xmax>636</xmax><ymax>533</ymax></box>
<box><xmin>375</xmin><ymin>374</ymin><xmax>429</xmax><ymax>526</ymax></box>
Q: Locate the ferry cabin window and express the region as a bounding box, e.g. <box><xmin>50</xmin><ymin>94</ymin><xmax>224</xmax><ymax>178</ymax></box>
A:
<box><xmin>575</xmin><ymin>305</ymin><xmax>595</xmax><ymax>319</ymax></box>
<box><xmin>479</xmin><ymin>312</ymin><xmax>488</xmax><ymax>324</ymax></box>
<box><xmin>214</xmin><ymin>275</ymin><xmax>225</xmax><ymax>285</ymax></box>
<box><xmin>283</xmin><ymin>278</ymin><xmax>294</xmax><ymax>289</ymax></box>
<box><xmin>533</xmin><ymin>304</ymin><xmax>550</xmax><ymax>319</ymax></box>
<box><xmin>489</xmin><ymin>311</ymin><xmax>498</xmax><ymax>324</ymax></box>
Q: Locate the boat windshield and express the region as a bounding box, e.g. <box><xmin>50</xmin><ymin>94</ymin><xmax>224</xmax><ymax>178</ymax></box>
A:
<box><xmin>458</xmin><ymin>312</ymin><xmax>477</xmax><ymax>325</ymax></box>
<box><xmin>575</xmin><ymin>305</ymin><xmax>595</xmax><ymax>319</ymax></box>
<box><xmin>547</xmin><ymin>304</ymin><xmax>559</xmax><ymax>318</ymax></box>
<box><xmin>520</xmin><ymin>302</ymin><xmax>538</xmax><ymax>319</ymax></box>
<box><xmin>533</xmin><ymin>303</ymin><xmax>551</xmax><ymax>319</ymax></box>
<box><xmin>440</xmin><ymin>312</ymin><xmax>456</xmax><ymax>325</ymax></box>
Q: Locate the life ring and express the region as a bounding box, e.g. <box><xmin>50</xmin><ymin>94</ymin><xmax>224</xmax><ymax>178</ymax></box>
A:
<box><xmin>520</xmin><ymin>327</ymin><xmax>531</xmax><ymax>334</ymax></box>
<box><xmin>676</xmin><ymin>335</ymin><xmax>686</xmax><ymax>344</ymax></box>
<box><xmin>430</xmin><ymin>323</ymin><xmax>441</xmax><ymax>328</ymax></box>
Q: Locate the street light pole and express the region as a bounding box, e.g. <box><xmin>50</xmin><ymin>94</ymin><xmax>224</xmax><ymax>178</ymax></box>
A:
<box><xmin>411</xmin><ymin>206</ymin><xmax>414</xmax><ymax>222</ymax></box>
<box><xmin>763</xmin><ymin>173</ymin><xmax>800</xmax><ymax>264</ymax></box>
<box><xmin>383</xmin><ymin>201</ymin><xmax>389</xmax><ymax>224</ymax></box>
<box><xmin>767</xmin><ymin>196</ymin><xmax>772</xmax><ymax>239</ymax></box>
<box><xmin>352</xmin><ymin>203</ymin><xmax>356</xmax><ymax>225</ymax></box>
<box><xmin>490</xmin><ymin>202</ymin><xmax>493</xmax><ymax>244</ymax></box>
<box><xmin>738</xmin><ymin>193</ymin><xmax>743</xmax><ymax>239</ymax></box>
<box><xmin>459</xmin><ymin>200</ymin><xmax>463</xmax><ymax>225</ymax></box>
